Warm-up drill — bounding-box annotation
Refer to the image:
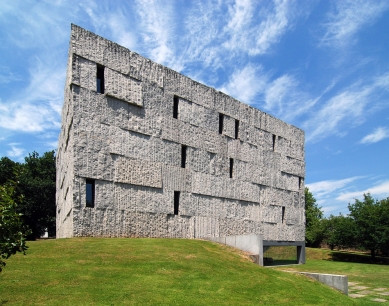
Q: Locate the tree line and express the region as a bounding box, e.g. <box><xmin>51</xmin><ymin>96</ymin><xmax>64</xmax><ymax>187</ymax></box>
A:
<box><xmin>1</xmin><ymin>151</ymin><xmax>56</xmax><ymax>271</ymax></box>
<box><xmin>0</xmin><ymin>151</ymin><xmax>56</xmax><ymax>239</ymax></box>
<box><xmin>305</xmin><ymin>187</ymin><xmax>389</xmax><ymax>259</ymax></box>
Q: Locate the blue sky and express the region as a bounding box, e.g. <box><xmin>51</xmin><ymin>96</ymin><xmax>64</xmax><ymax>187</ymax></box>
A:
<box><xmin>1</xmin><ymin>0</ymin><xmax>388</xmax><ymax>216</ymax></box>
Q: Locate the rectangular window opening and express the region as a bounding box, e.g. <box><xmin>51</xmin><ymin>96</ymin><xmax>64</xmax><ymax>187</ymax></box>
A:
<box><xmin>86</xmin><ymin>179</ymin><xmax>95</xmax><ymax>208</ymax></box>
<box><xmin>219</xmin><ymin>113</ymin><xmax>224</xmax><ymax>134</ymax></box>
<box><xmin>299</xmin><ymin>177</ymin><xmax>302</xmax><ymax>189</ymax></box>
<box><xmin>96</xmin><ymin>65</ymin><xmax>105</xmax><ymax>94</ymax></box>
<box><xmin>235</xmin><ymin>119</ymin><xmax>239</xmax><ymax>139</ymax></box>
<box><xmin>229</xmin><ymin>158</ymin><xmax>234</xmax><ymax>178</ymax></box>
<box><xmin>181</xmin><ymin>145</ymin><xmax>187</xmax><ymax>168</ymax></box>
<box><xmin>272</xmin><ymin>134</ymin><xmax>276</xmax><ymax>151</ymax></box>
<box><xmin>282</xmin><ymin>206</ymin><xmax>285</xmax><ymax>223</ymax></box>
<box><xmin>173</xmin><ymin>95</ymin><xmax>179</xmax><ymax>119</ymax></box>
<box><xmin>174</xmin><ymin>191</ymin><xmax>180</xmax><ymax>215</ymax></box>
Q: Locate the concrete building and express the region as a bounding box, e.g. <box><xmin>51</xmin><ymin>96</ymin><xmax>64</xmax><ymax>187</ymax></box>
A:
<box><xmin>56</xmin><ymin>25</ymin><xmax>305</xmax><ymax>263</ymax></box>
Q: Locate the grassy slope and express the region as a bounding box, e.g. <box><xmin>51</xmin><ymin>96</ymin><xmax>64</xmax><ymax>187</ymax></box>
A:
<box><xmin>0</xmin><ymin>238</ymin><xmax>372</xmax><ymax>305</ymax></box>
<box><xmin>275</xmin><ymin>248</ymin><xmax>389</xmax><ymax>304</ymax></box>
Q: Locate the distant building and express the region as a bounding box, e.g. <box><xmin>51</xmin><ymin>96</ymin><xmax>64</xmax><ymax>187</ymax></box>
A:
<box><xmin>56</xmin><ymin>25</ymin><xmax>305</xmax><ymax>262</ymax></box>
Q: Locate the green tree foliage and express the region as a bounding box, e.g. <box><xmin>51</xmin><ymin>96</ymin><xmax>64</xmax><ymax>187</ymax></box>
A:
<box><xmin>321</xmin><ymin>214</ymin><xmax>356</xmax><ymax>250</ymax></box>
<box><xmin>348</xmin><ymin>194</ymin><xmax>389</xmax><ymax>259</ymax></box>
<box><xmin>0</xmin><ymin>151</ymin><xmax>56</xmax><ymax>239</ymax></box>
<box><xmin>0</xmin><ymin>157</ymin><xmax>18</xmax><ymax>185</ymax></box>
<box><xmin>0</xmin><ymin>176</ymin><xmax>31</xmax><ymax>272</ymax></box>
<box><xmin>378</xmin><ymin>197</ymin><xmax>389</xmax><ymax>256</ymax></box>
<box><xmin>305</xmin><ymin>187</ymin><xmax>324</xmax><ymax>247</ymax></box>
<box><xmin>18</xmin><ymin>151</ymin><xmax>56</xmax><ymax>238</ymax></box>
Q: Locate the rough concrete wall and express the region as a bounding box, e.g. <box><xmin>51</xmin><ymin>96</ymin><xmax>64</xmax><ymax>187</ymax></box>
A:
<box><xmin>56</xmin><ymin>24</ymin><xmax>305</xmax><ymax>241</ymax></box>
<box><xmin>56</xmin><ymin>49</ymin><xmax>75</xmax><ymax>238</ymax></box>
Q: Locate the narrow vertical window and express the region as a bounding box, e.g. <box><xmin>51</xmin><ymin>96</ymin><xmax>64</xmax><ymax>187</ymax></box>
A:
<box><xmin>174</xmin><ymin>191</ymin><xmax>180</xmax><ymax>215</ymax></box>
<box><xmin>86</xmin><ymin>179</ymin><xmax>95</xmax><ymax>208</ymax></box>
<box><xmin>96</xmin><ymin>64</ymin><xmax>105</xmax><ymax>94</ymax></box>
<box><xmin>173</xmin><ymin>95</ymin><xmax>179</xmax><ymax>119</ymax></box>
<box><xmin>272</xmin><ymin>134</ymin><xmax>276</xmax><ymax>151</ymax></box>
<box><xmin>299</xmin><ymin>177</ymin><xmax>302</xmax><ymax>189</ymax></box>
<box><xmin>219</xmin><ymin>113</ymin><xmax>224</xmax><ymax>134</ymax></box>
<box><xmin>229</xmin><ymin>158</ymin><xmax>234</xmax><ymax>178</ymax></box>
<box><xmin>282</xmin><ymin>206</ymin><xmax>285</xmax><ymax>223</ymax></box>
<box><xmin>235</xmin><ymin>119</ymin><xmax>239</xmax><ymax>139</ymax></box>
<box><xmin>181</xmin><ymin>145</ymin><xmax>187</xmax><ymax>168</ymax></box>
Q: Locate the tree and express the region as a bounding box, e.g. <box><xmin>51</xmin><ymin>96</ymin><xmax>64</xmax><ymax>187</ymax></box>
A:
<box><xmin>322</xmin><ymin>214</ymin><xmax>356</xmax><ymax>250</ymax></box>
<box><xmin>305</xmin><ymin>187</ymin><xmax>324</xmax><ymax>247</ymax></box>
<box><xmin>348</xmin><ymin>193</ymin><xmax>389</xmax><ymax>260</ymax></box>
<box><xmin>0</xmin><ymin>157</ymin><xmax>19</xmax><ymax>185</ymax></box>
<box><xmin>0</xmin><ymin>177</ymin><xmax>31</xmax><ymax>272</ymax></box>
<box><xmin>377</xmin><ymin>197</ymin><xmax>389</xmax><ymax>256</ymax></box>
<box><xmin>17</xmin><ymin>151</ymin><xmax>56</xmax><ymax>238</ymax></box>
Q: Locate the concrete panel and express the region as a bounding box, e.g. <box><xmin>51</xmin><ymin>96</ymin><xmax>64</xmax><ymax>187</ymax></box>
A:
<box><xmin>208</xmin><ymin>234</ymin><xmax>263</xmax><ymax>263</ymax></box>
<box><xmin>300</xmin><ymin>273</ymin><xmax>348</xmax><ymax>295</ymax></box>
<box><xmin>105</xmin><ymin>68</ymin><xmax>143</xmax><ymax>107</ymax></box>
<box><xmin>114</xmin><ymin>156</ymin><xmax>162</xmax><ymax>188</ymax></box>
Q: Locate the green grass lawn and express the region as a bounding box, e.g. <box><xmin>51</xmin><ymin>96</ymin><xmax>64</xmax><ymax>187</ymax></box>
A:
<box><xmin>273</xmin><ymin>247</ymin><xmax>389</xmax><ymax>304</ymax></box>
<box><xmin>0</xmin><ymin>238</ymin><xmax>383</xmax><ymax>305</ymax></box>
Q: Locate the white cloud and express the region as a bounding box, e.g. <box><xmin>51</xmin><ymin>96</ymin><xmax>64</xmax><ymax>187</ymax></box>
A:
<box><xmin>321</xmin><ymin>0</ymin><xmax>389</xmax><ymax>47</ymax></box>
<box><xmin>44</xmin><ymin>140</ymin><xmax>58</xmax><ymax>150</ymax></box>
<box><xmin>336</xmin><ymin>180</ymin><xmax>389</xmax><ymax>202</ymax></box>
<box><xmin>306</xmin><ymin>176</ymin><xmax>363</xmax><ymax>199</ymax></box>
<box><xmin>106</xmin><ymin>13</ymin><xmax>137</xmax><ymax>50</ymax></box>
<box><xmin>303</xmin><ymin>74</ymin><xmax>389</xmax><ymax>143</ymax></box>
<box><xmin>135</xmin><ymin>0</ymin><xmax>176</xmax><ymax>68</ymax></box>
<box><xmin>264</xmin><ymin>74</ymin><xmax>296</xmax><ymax>112</ymax></box>
<box><xmin>0</xmin><ymin>70</ymin><xmax>21</xmax><ymax>84</ymax></box>
<box><xmin>0</xmin><ymin>58</ymin><xmax>64</xmax><ymax>133</ymax></box>
<box><xmin>7</xmin><ymin>143</ymin><xmax>25</xmax><ymax>158</ymax></box>
<box><xmin>81</xmin><ymin>1</ymin><xmax>137</xmax><ymax>50</ymax></box>
<box><xmin>223</xmin><ymin>0</ymin><xmax>294</xmax><ymax>56</ymax></box>
<box><xmin>360</xmin><ymin>127</ymin><xmax>389</xmax><ymax>144</ymax></box>
<box><xmin>219</xmin><ymin>64</ymin><xmax>267</xmax><ymax>104</ymax></box>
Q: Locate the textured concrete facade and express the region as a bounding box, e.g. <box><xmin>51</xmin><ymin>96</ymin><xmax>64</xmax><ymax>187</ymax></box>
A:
<box><xmin>56</xmin><ymin>25</ymin><xmax>306</xmax><ymax>242</ymax></box>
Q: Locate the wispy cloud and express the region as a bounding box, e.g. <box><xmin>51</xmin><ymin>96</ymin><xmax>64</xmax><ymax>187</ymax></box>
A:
<box><xmin>0</xmin><ymin>58</ymin><xmax>64</xmax><ymax>133</ymax></box>
<box><xmin>0</xmin><ymin>69</ymin><xmax>21</xmax><ymax>84</ymax></box>
<box><xmin>135</xmin><ymin>0</ymin><xmax>176</xmax><ymax>68</ymax></box>
<box><xmin>360</xmin><ymin>127</ymin><xmax>389</xmax><ymax>144</ymax></box>
<box><xmin>303</xmin><ymin>74</ymin><xmax>389</xmax><ymax>142</ymax></box>
<box><xmin>306</xmin><ymin>176</ymin><xmax>363</xmax><ymax>199</ymax></box>
<box><xmin>81</xmin><ymin>1</ymin><xmax>138</xmax><ymax>50</ymax></box>
<box><xmin>336</xmin><ymin>180</ymin><xmax>389</xmax><ymax>202</ymax></box>
<box><xmin>219</xmin><ymin>64</ymin><xmax>267</xmax><ymax>104</ymax></box>
<box><xmin>43</xmin><ymin>140</ymin><xmax>58</xmax><ymax>150</ymax></box>
<box><xmin>7</xmin><ymin>143</ymin><xmax>25</xmax><ymax>158</ymax></box>
<box><xmin>223</xmin><ymin>0</ymin><xmax>295</xmax><ymax>56</ymax></box>
<box><xmin>321</xmin><ymin>0</ymin><xmax>389</xmax><ymax>48</ymax></box>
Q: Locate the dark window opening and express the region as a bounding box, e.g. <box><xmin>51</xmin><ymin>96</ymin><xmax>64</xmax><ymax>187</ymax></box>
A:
<box><xmin>174</xmin><ymin>191</ymin><xmax>180</xmax><ymax>215</ymax></box>
<box><xmin>282</xmin><ymin>206</ymin><xmax>285</xmax><ymax>223</ymax></box>
<box><xmin>181</xmin><ymin>145</ymin><xmax>187</xmax><ymax>168</ymax></box>
<box><xmin>96</xmin><ymin>65</ymin><xmax>105</xmax><ymax>94</ymax></box>
<box><xmin>64</xmin><ymin>187</ymin><xmax>69</xmax><ymax>201</ymax></box>
<box><xmin>229</xmin><ymin>158</ymin><xmax>234</xmax><ymax>178</ymax></box>
<box><xmin>272</xmin><ymin>134</ymin><xmax>276</xmax><ymax>151</ymax></box>
<box><xmin>235</xmin><ymin>119</ymin><xmax>239</xmax><ymax>139</ymax></box>
<box><xmin>219</xmin><ymin>113</ymin><xmax>224</xmax><ymax>134</ymax></box>
<box><xmin>86</xmin><ymin>179</ymin><xmax>95</xmax><ymax>208</ymax></box>
<box><xmin>299</xmin><ymin>177</ymin><xmax>302</xmax><ymax>189</ymax></box>
<box><xmin>173</xmin><ymin>95</ymin><xmax>179</xmax><ymax>119</ymax></box>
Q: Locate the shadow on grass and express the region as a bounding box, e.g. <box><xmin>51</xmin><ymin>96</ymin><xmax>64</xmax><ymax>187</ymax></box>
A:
<box><xmin>264</xmin><ymin>260</ymin><xmax>298</xmax><ymax>267</ymax></box>
<box><xmin>328</xmin><ymin>251</ymin><xmax>389</xmax><ymax>265</ymax></box>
